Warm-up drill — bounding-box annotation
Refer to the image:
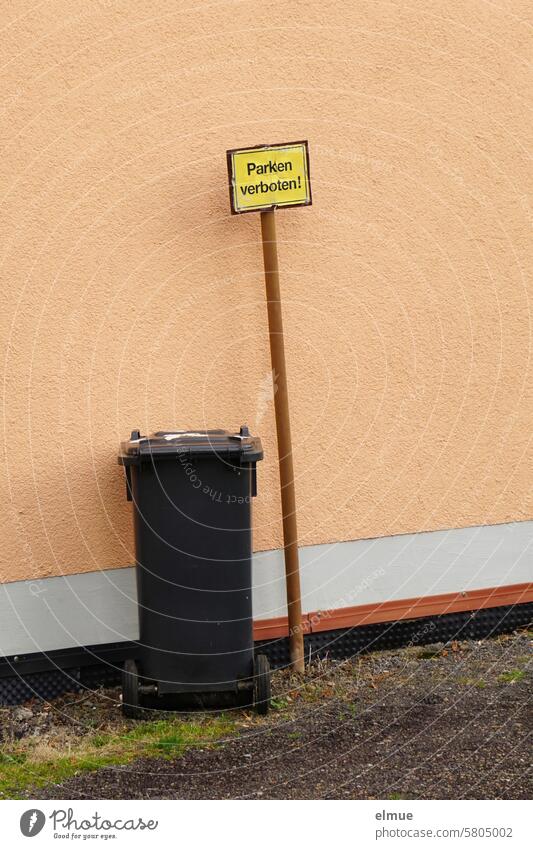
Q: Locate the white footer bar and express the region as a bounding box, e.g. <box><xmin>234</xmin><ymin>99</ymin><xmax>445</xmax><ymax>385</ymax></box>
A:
<box><xmin>3</xmin><ymin>799</ymin><xmax>529</xmax><ymax>847</ymax></box>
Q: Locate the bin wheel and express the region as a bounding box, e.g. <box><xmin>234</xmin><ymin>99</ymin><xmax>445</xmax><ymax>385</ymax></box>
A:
<box><xmin>122</xmin><ymin>659</ymin><xmax>141</xmax><ymax>719</ymax></box>
<box><xmin>254</xmin><ymin>654</ymin><xmax>271</xmax><ymax>715</ymax></box>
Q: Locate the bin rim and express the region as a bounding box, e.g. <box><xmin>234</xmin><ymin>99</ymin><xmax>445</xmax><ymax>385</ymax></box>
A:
<box><xmin>118</xmin><ymin>427</ymin><xmax>263</xmax><ymax>465</ymax></box>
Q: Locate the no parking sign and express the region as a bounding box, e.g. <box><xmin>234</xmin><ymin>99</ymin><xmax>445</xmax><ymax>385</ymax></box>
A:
<box><xmin>226</xmin><ymin>140</ymin><xmax>312</xmax><ymax>214</ymax></box>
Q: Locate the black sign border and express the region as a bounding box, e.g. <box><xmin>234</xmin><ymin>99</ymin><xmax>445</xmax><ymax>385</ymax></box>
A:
<box><xmin>226</xmin><ymin>140</ymin><xmax>312</xmax><ymax>215</ymax></box>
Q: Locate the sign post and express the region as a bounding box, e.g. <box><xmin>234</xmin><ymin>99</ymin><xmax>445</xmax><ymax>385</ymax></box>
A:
<box><xmin>227</xmin><ymin>141</ymin><xmax>312</xmax><ymax>673</ymax></box>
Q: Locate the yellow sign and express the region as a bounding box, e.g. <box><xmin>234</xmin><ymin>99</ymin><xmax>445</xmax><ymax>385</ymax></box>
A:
<box><xmin>226</xmin><ymin>141</ymin><xmax>311</xmax><ymax>214</ymax></box>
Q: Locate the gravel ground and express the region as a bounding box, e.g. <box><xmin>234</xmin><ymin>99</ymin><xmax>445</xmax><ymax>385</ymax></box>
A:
<box><xmin>10</xmin><ymin>628</ymin><xmax>533</xmax><ymax>800</ymax></box>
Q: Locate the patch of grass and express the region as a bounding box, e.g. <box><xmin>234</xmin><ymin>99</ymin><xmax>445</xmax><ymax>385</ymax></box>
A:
<box><xmin>0</xmin><ymin>752</ymin><xmax>26</xmax><ymax>766</ymax></box>
<box><xmin>498</xmin><ymin>669</ymin><xmax>526</xmax><ymax>684</ymax></box>
<box><xmin>270</xmin><ymin>697</ymin><xmax>289</xmax><ymax>711</ymax></box>
<box><xmin>151</xmin><ymin>731</ymin><xmax>186</xmax><ymax>755</ymax></box>
<box><xmin>287</xmin><ymin>730</ymin><xmax>301</xmax><ymax>741</ymax></box>
<box><xmin>389</xmin><ymin>792</ymin><xmax>407</xmax><ymax>800</ymax></box>
<box><xmin>457</xmin><ymin>677</ymin><xmax>486</xmax><ymax>688</ymax></box>
<box><xmin>90</xmin><ymin>734</ymin><xmax>109</xmax><ymax>749</ymax></box>
<box><xmin>0</xmin><ymin>714</ymin><xmax>235</xmax><ymax>799</ymax></box>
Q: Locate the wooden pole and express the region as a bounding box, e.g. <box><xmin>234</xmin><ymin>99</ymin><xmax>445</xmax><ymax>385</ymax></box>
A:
<box><xmin>260</xmin><ymin>208</ymin><xmax>305</xmax><ymax>674</ymax></box>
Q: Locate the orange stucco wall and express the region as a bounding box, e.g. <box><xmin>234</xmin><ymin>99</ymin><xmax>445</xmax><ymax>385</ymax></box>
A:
<box><xmin>1</xmin><ymin>0</ymin><xmax>531</xmax><ymax>583</ymax></box>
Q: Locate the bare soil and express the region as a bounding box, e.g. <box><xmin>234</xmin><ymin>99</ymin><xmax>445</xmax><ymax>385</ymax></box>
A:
<box><xmin>6</xmin><ymin>629</ymin><xmax>531</xmax><ymax>800</ymax></box>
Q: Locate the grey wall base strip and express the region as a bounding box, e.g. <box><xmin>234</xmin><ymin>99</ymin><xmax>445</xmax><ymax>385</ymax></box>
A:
<box><xmin>1</xmin><ymin>521</ymin><xmax>532</xmax><ymax>659</ymax></box>
<box><xmin>0</xmin><ymin>602</ymin><xmax>531</xmax><ymax>705</ymax></box>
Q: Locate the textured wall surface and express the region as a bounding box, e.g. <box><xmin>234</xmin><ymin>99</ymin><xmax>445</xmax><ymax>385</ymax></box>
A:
<box><xmin>0</xmin><ymin>0</ymin><xmax>531</xmax><ymax>583</ymax></box>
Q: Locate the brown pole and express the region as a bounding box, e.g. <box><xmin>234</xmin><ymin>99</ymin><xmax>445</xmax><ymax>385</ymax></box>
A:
<box><xmin>260</xmin><ymin>207</ymin><xmax>305</xmax><ymax>674</ymax></box>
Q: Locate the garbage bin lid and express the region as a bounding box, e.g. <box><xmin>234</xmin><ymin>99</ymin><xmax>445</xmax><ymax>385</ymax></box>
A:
<box><xmin>118</xmin><ymin>427</ymin><xmax>263</xmax><ymax>465</ymax></box>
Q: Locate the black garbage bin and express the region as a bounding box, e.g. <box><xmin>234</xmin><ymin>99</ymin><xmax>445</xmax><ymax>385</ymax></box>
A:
<box><xmin>118</xmin><ymin>426</ymin><xmax>270</xmax><ymax>717</ymax></box>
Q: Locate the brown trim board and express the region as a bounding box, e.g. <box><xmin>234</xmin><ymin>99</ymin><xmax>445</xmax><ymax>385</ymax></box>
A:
<box><xmin>252</xmin><ymin>582</ymin><xmax>533</xmax><ymax>640</ymax></box>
